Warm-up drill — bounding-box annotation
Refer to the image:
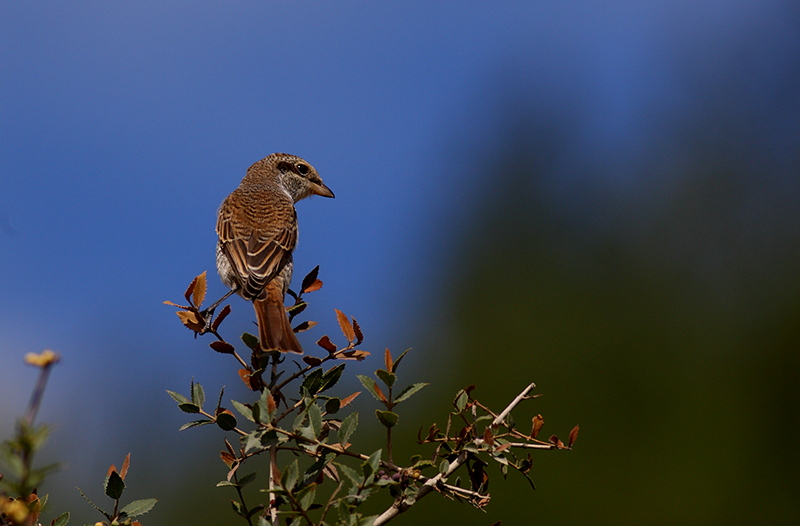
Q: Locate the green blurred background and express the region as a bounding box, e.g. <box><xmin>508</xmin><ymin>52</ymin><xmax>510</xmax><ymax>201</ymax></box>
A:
<box><xmin>2</xmin><ymin>2</ymin><xmax>799</xmax><ymax>524</ymax></box>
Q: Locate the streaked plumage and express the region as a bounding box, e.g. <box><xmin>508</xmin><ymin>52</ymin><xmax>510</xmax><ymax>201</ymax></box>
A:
<box><xmin>216</xmin><ymin>153</ymin><xmax>334</xmax><ymax>353</ymax></box>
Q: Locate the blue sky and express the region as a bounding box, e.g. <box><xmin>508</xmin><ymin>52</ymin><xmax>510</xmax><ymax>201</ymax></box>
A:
<box><xmin>1</xmin><ymin>1</ymin><xmax>798</xmax><ymax>519</ymax></box>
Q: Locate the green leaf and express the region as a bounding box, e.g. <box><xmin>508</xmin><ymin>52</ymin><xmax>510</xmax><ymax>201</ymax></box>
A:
<box><xmin>120</xmin><ymin>498</ymin><xmax>157</xmax><ymax>517</ymax></box>
<box><xmin>216</xmin><ymin>411</ymin><xmax>237</xmax><ymax>431</ymax></box>
<box><xmin>439</xmin><ymin>459</ymin><xmax>450</xmax><ymax>475</ymax></box>
<box><xmin>27</xmin><ymin>424</ymin><xmax>51</xmax><ymax>450</ymax></box>
<box><xmin>394</xmin><ymin>383</ymin><xmax>429</xmax><ymax>405</ymax></box>
<box><xmin>337</xmin><ymin>463</ymin><xmax>363</xmax><ymax>487</ymax></box>
<box><xmin>338</xmin><ymin>412</ymin><xmax>358</xmax><ymax>446</ymax></box>
<box><xmin>506</xmin><ymin>412</ymin><xmax>516</xmax><ymax>430</ymax></box>
<box><xmin>241</xmin><ymin>332</ymin><xmax>259</xmax><ymax>351</ymax></box>
<box><xmin>243</xmin><ymin>428</ymin><xmax>281</xmax><ymax>453</ymax></box>
<box><xmin>231</xmin><ymin>499</ymin><xmax>246</xmax><ymax>517</ymax></box>
<box><xmin>52</xmin><ymin>511</ymin><xmax>70</xmax><ymax>526</ymax></box>
<box><xmin>492</xmin><ymin>453</ymin><xmax>508</xmax><ymax>466</ymax></box>
<box><xmin>362</xmin><ymin>450</ymin><xmax>382</xmax><ymax>479</ymax></box>
<box><xmin>301</xmin><ymin>368</ymin><xmax>324</xmax><ymax>395</ymax></box>
<box><xmin>253</xmin><ymin>389</ymin><xmax>276</xmax><ymax>424</ymax></box>
<box><xmin>375</xmin><ymin>410</ymin><xmax>399</xmax><ymax>428</ymax></box>
<box><xmin>319</xmin><ymin>363</ymin><xmax>345</xmax><ymax>392</ymax></box>
<box><xmin>308</xmin><ymin>403</ymin><xmax>323</xmax><ymax>438</ymax></box>
<box><xmin>325</xmin><ymin>397</ymin><xmax>341</xmax><ymax>414</ymax></box>
<box><xmin>246</xmin><ymin>505</ymin><xmax>266</xmax><ymax>520</ymax></box>
<box><xmin>282</xmin><ymin>459</ymin><xmax>300</xmax><ymax>491</ymax></box>
<box><xmin>27</xmin><ymin>462</ymin><xmax>59</xmax><ymax>488</ymax></box>
<box><xmin>166</xmin><ymin>390</ymin><xmax>190</xmax><ymax>405</ymax></box>
<box><xmin>179</xmin><ymin>419</ymin><xmax>213</xmax><ymax>431</ymax></box>
<box><xmin>302</xmin><ymin>452</ymin><xmax>336</xmax><ymax>487</ymax></box>
<box><xmin>216</xmin><ymin>386</ymin><xmax>225</xmax><ymax>411</ymax></box>
<box><xmin>390</xmin><ymin>348</ymin><xmax>412</xmax><ymax>373</ymax></box>
<box><xmin>178</xmin><ymin>402</ymin><xmax>201</xmax><ymax>414</ymax></box>
<box><xmin>454</xmin><ymin>390</ymin><xmax>468</xmax><ymax>412</ymax></box>
<box><xmin>104</xmin><ymin>470</ymin><xmax>125</xmax><ymax>500</ymax></box>
<box><xmin>238</xmin><ymin>472</ymin><xmax>257</xmax><ymax>488</ymax></box>
<box><xmin>375</xmin><ymin>369</ymin><xmax>396</xmax><ymax>388</ymax></box>
<box><xmin>191</xmin><ymin>381</ymin><xmax>205</xmax><ymax>408</ymax></box>
<box><xmin>231</xmin><ymin>400</ymin><xmax>255</xmax><ymax>422</ymax></box>
<box><xmin>293</xmin><ymin>409</ymin><xmax>308</xmax><ymax>433</ymax></box>
<box><xmin>412</xmin><ymin>459</ymin><xmax>435</xmax><ymax>470</ymax></box>
<box><xmin>299</xmin><ymin>484</ymin><xmax>317</xmax><ymax>511</ymax></box>
<box><xmin>356</xmin><ymin>375</ymin><xmax>385</xmax><ymax>403</ymax></box>
<box><xmin>77</xmin><ymin>487</ymin><xmax>109</xmax><ymax>519</ymax></box>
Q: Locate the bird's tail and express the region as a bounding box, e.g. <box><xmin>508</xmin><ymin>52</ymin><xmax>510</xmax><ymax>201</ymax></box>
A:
<box><xmin>253</xmin><ymin>284</ymin><xmax>303</xmax><ymax>354</ymax></box>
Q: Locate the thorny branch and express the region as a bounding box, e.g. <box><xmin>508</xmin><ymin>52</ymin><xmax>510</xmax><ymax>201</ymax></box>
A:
<box><xmin>373</xmin><ymin>383</ymin><xmax>538</xmax><ymax>526</ymax></box>
<box><xmin>166</xmin><ymin>271</ymin><xmax>577</xmax><ymax>526</ymax></box>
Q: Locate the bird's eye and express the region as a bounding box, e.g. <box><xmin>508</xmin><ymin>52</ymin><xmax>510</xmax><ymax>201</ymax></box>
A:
<box><xmin>296</xmin><ymin>163</ymin><xmax>310</xmax><ymax>175</ymax></box>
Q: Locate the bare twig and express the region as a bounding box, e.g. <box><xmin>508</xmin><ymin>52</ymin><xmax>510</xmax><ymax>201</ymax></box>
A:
<box><xmin>268</xmin><ymin>445</ymin><xmax>278</xmax><ymax>526</ymax></box>
<box><xmin>373</xmin><ymin>383</ymin><xmax>538</xmax><ymax>526</ymax></box>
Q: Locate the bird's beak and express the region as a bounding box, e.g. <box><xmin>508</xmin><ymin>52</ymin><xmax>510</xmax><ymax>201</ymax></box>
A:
<box><xmin>311</xmin><ymin>182</ymin><xmax>335</xmax><ymax>198</ymax></box>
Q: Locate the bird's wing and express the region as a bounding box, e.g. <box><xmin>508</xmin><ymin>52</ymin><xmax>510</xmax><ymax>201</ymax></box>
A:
<box><xmin>217</xmin><ymin>191</ymin><xmax>297</xmax><ymax>300</ymax></box>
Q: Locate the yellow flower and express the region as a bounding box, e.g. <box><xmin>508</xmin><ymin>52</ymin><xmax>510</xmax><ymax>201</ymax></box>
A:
<box><xmin>0</xmin><ymin>496</ymin><xmax>29</xmax><ymax>524</ymax></box>
<box><xmin>24</xmin><ymin>349</ymin><xmax>61</xmax><ymax>368</ymax></box>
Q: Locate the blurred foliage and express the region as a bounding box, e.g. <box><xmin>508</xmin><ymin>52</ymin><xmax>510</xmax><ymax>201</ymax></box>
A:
<box><xmin>414</xmin><ymin>105</ymin><xmax>800</xmax><ymax>523</ymax></box>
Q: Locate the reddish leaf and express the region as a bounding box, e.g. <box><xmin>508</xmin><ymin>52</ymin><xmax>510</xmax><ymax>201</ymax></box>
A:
<box><xmin>220</xmin><ymin>450</ymin><xmax>235</xmax><ymax>468</ymax></box>
<box><xmin>303</xmin><ymin>356</ymin><xmax>323</xmax><ymax>367</ymax></box>
<box><xmin>227</xmin><ymin>462</ymin><xmax>240</xmax><ymax>482</ymax></box>
<box><xmin>495</xmin><ymin>443</ymin><xmax>512</xmax><ymax>453</ymax></box>
<box><xmin>317</xmin><ymin>335</ymin><xmax>337</xmax><ymax>353</ymax></box>
<box><xmin>210</xmin><ymin>341</ymin><xmax>235</xmax><ymax>355</ymax></box>
<box><xmin>469</xmin><ymin>461</ymin><xmax>488</xmax><ymax>491</ymax></box>
<box><xmin>163</xmin><ymin>300</ymin><xmax>191</xmax><ymax>309</ymax></box>
<box><xmin>238</xmin><ymin>369</ymin><xmax>259</xmax><ymax>390</ymax></box>
<box><xmin>335</xmin><ymin>309</ymin><xmax>355</xmax><ymax>342</ymax></box>
<box><xmin>339</xmin><ymin>391</ymin><xmax>361</xmax><ymax>408</ymax></box>
<box><xmin>184</xmin><ymin>274</ymin><xmax>197</xmax><ymax>304</ymax></box>
<box><xmin>549</xmin><ymin>435</ymin><xmax>565</xmax><ymax>449</ymax></box>
<box><xmin>323</xmin><ymin>463</ymin><xmax>340</xmax><ymax>483</ymax></box>
<box><xmin>352</xmin><ymin>317</ymin><xmax>364</xmax><ymax>345</ymax></box>
<box><xmin>301</xmin><ymin>265</ymin><xmax>321</xmax><ymax>293</ymax></box>
<box><xmin>212</xmin><ymin>304</ymin><xmax>232</xmax><ymax>331</ymax></box>
<box><xmin>120</xmin><ymin>453</ymin><xmax>131</xmax><ymax>481</ymax></box>
<box><xmin>267</xmin><ymin>392</ymin><xmax>277</xmax><ymax>415</ymax></box>
<box><xmin>568</xmin><ymin>425</ymin><xmax>580</xmax><ymax>448</ymax></box>
<box><xmin>384</xmin><ymin>348</ymin><xmax>393</xmax><ymax>373</ymax></box>
<box><xmin>458</xmin><ymin>426</ymin><xmax>471</xmax><ymax>441</ymax></box>
<box><xmin>176</xmin><ymin>310</ymin><xmax>204</xmax><ymax>332</ymax></box>
<box><xmin>530</xmin><ymin>414</ymin><xmax>544</xmax><ymax>439</ymax></box>
<box><xmin>192</xmin><ymin>271</ymin><xmax>207</xmax><ymax>307</ymax></box>
<box><xmin>224</xmin><ymin>438</ymin><xmax>236</xmax><ymax>456</ymax></box>
<box><xmin>303</xmin><ymin>279</ymin><xmax>323</xmax><ymax>293</ymax></box>
<box><xmin>106</xmin><ymin>464</ymin><xmax>117</xmax><ymax>478</ymax></box>
<box><xmin>425</xmin><ymin>423</ymin><xmax>439</xmax><ymax>441</ymax></box>
<box><xmin>287</xmin><ymin>301</ymin><xmax>307</xmax><ymax>317</ymax></box>
<box><xmin>483</xmin><ymin>427</ymin><xmax>495</xmax><ymax>447</ymax></box>
<box><xmin>337</xmin><ymin>349</ymin><xmax>370</xmax><ymax>361</ymax></box>
<box><xmin>294</xmin><ymin>320</ymin><xmax>318</xmax><ymax>333</ymax></box>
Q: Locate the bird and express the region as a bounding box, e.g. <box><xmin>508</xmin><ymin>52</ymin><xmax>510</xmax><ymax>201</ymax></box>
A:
<box><xmin>215</xmin><ymin>153</ymin><xmax>334</xmax><ymax>354</ymax></box>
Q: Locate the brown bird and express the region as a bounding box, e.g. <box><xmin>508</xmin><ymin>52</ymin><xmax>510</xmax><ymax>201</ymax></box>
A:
<box><xmin>216</xmin><ymin>153</ymin><xmax>334</xmax><ymax>354</ymax></box>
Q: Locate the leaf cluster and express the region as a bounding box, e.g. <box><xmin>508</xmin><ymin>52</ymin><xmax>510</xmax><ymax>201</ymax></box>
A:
<box><xmin>164</xmin><ymin>268</ymin><xmax>578</xmax><ymax>526</ymax></box>
<box><xmin>1</xmin><ymin>361</ymin><xmax>155</xmax><ymax>526</ymax></box>
<box><xmin>77</xmin><ymin>454</ymin><xmax>157</xmax><ymax>526</ymax></box>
